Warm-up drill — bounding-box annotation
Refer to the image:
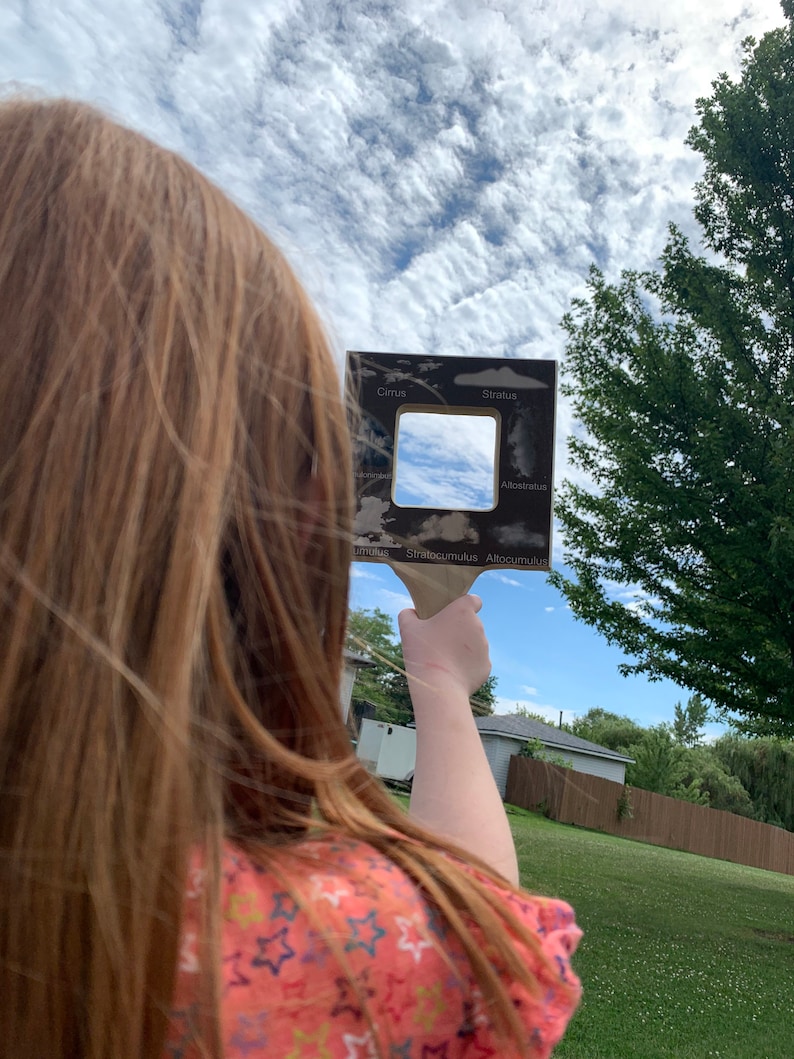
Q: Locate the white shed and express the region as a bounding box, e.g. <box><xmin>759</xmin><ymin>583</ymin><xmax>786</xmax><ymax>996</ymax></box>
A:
<box><xmin>356</xmin><ymin>718</ymin><xmax>416</xmax><ymax>782</ymax></box>
<box><xmin>475</xmin><ymin>715</ymin><xmax>633</xmax><ymax>798</ymax></box>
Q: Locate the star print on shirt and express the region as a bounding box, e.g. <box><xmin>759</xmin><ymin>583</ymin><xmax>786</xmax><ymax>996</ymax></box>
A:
<box><xmin>424</xmin><ymin>905</ymin><xmax>448</xmax><ymax>942</ymax></box>
<box><xmin>342</xmin><ymin>1030</ymin><xmax>377</xmax><ymax>1058</ymax></box>
<box><xmin>344</xmin><ymin>909</ymin><xmax>387</xmax><ymax>956</ymax></box>
<box><xmin>348</xmin><ymin>876</ymin><xmax>377</xmax><ymax>900</ymax></box>
<box><xmin>383</xmin><ymin>971</ymin><xmax>409</xmax><ymax>1024</ymax></box>
<box><xmin>309</xmin><ymin>872</ymin><xmax>351</xmax><ymax>908</ymax></box>
<box><xmin>465</xmin><ymin>988</ymin><xmax>490</xmax><ymax>1030</ymax></box>
<box><xmin>420</xmin><ymin>1042</ymin><xmax>449</xmax><ymax>1058</ymax></box>
<box><xmin>223</xmin><ymin>852</ymin><xmax>248</xmax><ymax>886</ymax></box>
<box><xmin>185</xmin><ymin>865</ymin><xmax>206</xmax><ymax>899</ymax></box>
<box><xmin>271</xmin><ymin>891</ymin><xmax>300</xmax><ymax>922</ymax></box>
<box><xmin>222</xmin><ymin>950</ymin><xmax>252</xmax><ymax>992</ymax></box>
<box><xmin>555</xmin><ymin>953</ymin><xmax>575</xmax><ymax>984</ymax></box>
<box><xmin>226</xmin><ymin>891</ymin><xmax>264</xmax><ymax>930</ymax></box>
<box><xmin>229</xmin><ymin>1012</ymin><xmax>268</xmax><ymax>1057</ymax></box>
<box><xmin>395</xmin><ymin>914</ymin><xmax>434</xmax><ymax>964</ymax></box>
<box><xmin>331</xmin><ymin>969</ymin><xmax>375</xmax><ymax>1020</ymax></box>
<box><xmin>170</xmin><ymin>839</ymin><xmax>583</xmax><ymax>1059</ymax></box>
<box><xmin>362</xmin><ymin>851</ymin><xmax>392</xmax><ymax>872</ymax></box>
<box><xmin>165</xmin><ymin>1005</ymin><xmax>198</xmax><ymax>1059</ymax></box>
<box><xmin>178</xmin><ymin>931</ymin><xmax>200</xmax><ymax>974</ymax></box>
<box><xmin>459</xmin><ymin>1033</ymin><xmax>497</xmax><ymax>1059</ymax></box>
<box><xmin>282</xmin><ymin>978</ymin><xmax>308</xmax><ymax>1004</ymax></box>
<box><xmin>388</xmin><ymin>871</ymin><xmax>420</xmax><ymax>902</ymax></box>
<box><xmin>252</xmin><ymin>927</ymin><xmax>296</xmax><ymax>975</ymax></box>
<box><xmin>414</xmin><ymin>982</ymin><xmax>446</xmax><ymax>1031</ymax></box>
<box><xmin>300</xmin><ymin>928</ymin><xmax>332</xmax><ymax>969</ymax></box>
<box><xmin>286</xmin><ymin>1022</ymin><xmax>332</xmax><ymax>1059</ymax></box>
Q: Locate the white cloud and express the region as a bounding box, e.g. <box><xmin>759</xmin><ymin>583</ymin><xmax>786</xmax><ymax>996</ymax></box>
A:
<box><xmin>520</xmin><ymin>685</ymin><xmax>538</xmax><ymax>696</ymax></box>
<box><xmin>350</xmin><ymin>565</ymin><xmax>382</xmax><ymax>580</ymax></box>
<box><xmin>5</xmin><ymin>0</ymin><xmax>785</xmax><ymax>513</ymax></box>
<box><xmin>486</xmin><ymin>572</ymin><xmax>522</xmax><ymax>587</ymax></box>
<box><xmin>377</xmin><ymin>588</ymin><xmax>414</xmax><ymax>614</ymax></box>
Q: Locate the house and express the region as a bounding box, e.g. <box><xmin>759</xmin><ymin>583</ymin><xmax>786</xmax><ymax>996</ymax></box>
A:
<box><xmin>356</xmin><ymin>712</ymin><xmax>632</xmax><ymax>799</ymax></box>
<box><xmin>475</xmin><ymin>715</ymin><xmax>633</xmax><ymax>798</ymax></box>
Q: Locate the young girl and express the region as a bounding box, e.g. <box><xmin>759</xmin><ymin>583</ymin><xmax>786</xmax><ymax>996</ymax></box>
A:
<box><xmin>0</xmin><ymin>97</ymin><xmax>581</xmax><ymax>1058</ymax></box>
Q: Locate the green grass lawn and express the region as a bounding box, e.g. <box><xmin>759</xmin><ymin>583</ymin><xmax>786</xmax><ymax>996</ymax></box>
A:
<box><xmin>507</xmin><ymin>806</ymin><xmax>794</xmax><ymax>1059</ymax></box>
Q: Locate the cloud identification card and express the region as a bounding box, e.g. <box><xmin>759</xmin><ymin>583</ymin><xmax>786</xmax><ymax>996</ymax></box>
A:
<box><xmin>346</xmin><ymin>351</ymin><xmax>556</xmax><ymax>617</ymax></box>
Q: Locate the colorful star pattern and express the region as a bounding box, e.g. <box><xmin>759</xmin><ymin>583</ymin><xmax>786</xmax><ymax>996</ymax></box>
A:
<box><xmin>331</xmin><ymin>969</ymin><xmax>375</xmax><ymax>1020</ymax></box>
<box><xmin>229</xmin><ymin>1013</ymin><xmax>268</xmax><ymax>1056</ymax></box>
<box><xmin>341</xmin><ymin>1030</ymin><xmax>377</xmax><ymax>1058</ymax></box>
<box><xmin>165</xmin><ymin>838</ymin><xmax>582</xmax><ymax>1058</ymax></box>
<box><xmin>226</xmin><ymin>891</ymin><xmax>264</xmax><ymax>930</ymax></box>
<box><xmin>344</xmin><ymin>909</ymin><xmax>387</xmax><ymax>957</ymax></box>
<box><xmin>414</xmin><ymin>982</ymin><xmax>446</xmax><ymax>1031</ymax></box>
<box><xmin>252</xmin><ymin>926</ymin><xmax>296</xmax><ymax>975</ymax></box>
<box><xmin>286</xmin><ymin>1022</ymin><xmax>332</xmax><ymax>1058</ymax></box>
<box><xmin>222</xmin><ymin>950</ymin><xmax>251</xmax><ymax>992</ymax></box>
<box><xmin>271</xmin><ymin>891</ymin><xmax>300</xmax><ymax>922</ymax></box>
<box><xmin>395</xmin><ymin>914</ymin><xmax>434</xmax><ymax>964</ymax></box>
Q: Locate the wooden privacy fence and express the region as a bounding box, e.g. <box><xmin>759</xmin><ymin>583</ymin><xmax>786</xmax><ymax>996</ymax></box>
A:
<box><xmin>506</xmin><ymin>756</ymin><xmax>794</xmax><ymax>876</ymax></box>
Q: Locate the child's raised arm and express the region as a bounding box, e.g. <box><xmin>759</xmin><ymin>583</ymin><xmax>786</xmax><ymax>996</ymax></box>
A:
<box><xmin>399</xmin><ymin>596</ymin><xmax>519</xmax><ymax>885</ymax></box>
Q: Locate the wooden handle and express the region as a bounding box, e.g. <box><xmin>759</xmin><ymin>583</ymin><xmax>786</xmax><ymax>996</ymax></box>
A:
<box><xmin>390</xmin><ymin>562</ymin><xmax>482</xmax><ymax>619</ymax></box>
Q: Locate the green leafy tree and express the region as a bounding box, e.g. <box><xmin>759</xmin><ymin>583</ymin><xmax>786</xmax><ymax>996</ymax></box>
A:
<box><xmin>346</xmin><ymin>608</ymin><xmax>410</xmax><ymax>723</ymax></box>
<box><xmin>678</xmin><ymin>745</ymin><xmax>755</xmax><ymax>817</ymax></box>
<box><xmin>517</xmin><ymin>738</ymin><xmax>572</xmax><ymax>769</ymax></box>
<box><xmin>672</xmin><ymin>694</ymin><xmax>710</xmax><ymax>747</ymax></box>
<box><xmin>624</xmin><ymin>727</ymin><xmax>684</xmax><ymax>796</ymax></box>
<box><xmin>549</xmin><ymin>15</ymin><xmax>794</xmax><ymax>733</ymax></box>
<box><xmin>712</xmin><ymin>734</ymin><xmax>794</xmax><ymax>830</ymax></box>
<box><xmin>624</xmin><ymin>726</ymin><xmax>708</xmax><ymax>803</ymax></box>
<box><xmin>471</xmin><ymin>674</ymin><xmax>497</xmax><ymax>717</ymax></box>
<box><xmin>346</xmin><ymin>608</ymin><xmax>495</xmax><ymax>723</ymax></box>
<box><xmin>570</xmin><ymin>708</ymin><xmax>646</xmax><ymax>752</ymax></box>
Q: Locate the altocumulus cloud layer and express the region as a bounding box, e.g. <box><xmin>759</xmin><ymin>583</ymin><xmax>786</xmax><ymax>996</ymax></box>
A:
<box><xmin>2</xmin><ymin>0</ymin><xmax>784</xmax><ymax>502</ymax></box>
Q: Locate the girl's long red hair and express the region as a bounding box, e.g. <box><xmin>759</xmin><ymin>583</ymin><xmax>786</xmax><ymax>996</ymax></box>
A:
<box><xmin>0</xmin><ymin>97</ymin><xmax>570</xmax><ymax>1057</ymax></box>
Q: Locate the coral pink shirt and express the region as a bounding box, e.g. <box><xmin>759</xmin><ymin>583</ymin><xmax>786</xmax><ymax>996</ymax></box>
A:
<box><xmin>167</xmin><ymin>836</ymin><xmax>581</xmax><ymax>1058</ymax></box>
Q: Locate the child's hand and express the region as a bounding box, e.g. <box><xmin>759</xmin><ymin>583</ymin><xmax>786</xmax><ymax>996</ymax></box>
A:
<box><xmin>398</xmin><ymin>595</ymin><xmax>491</xmax><ymax>699</ymax></box>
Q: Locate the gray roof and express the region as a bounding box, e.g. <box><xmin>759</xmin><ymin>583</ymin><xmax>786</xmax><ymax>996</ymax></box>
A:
<box><xmin>474</xmin><ymin>714</ymin><xmax>633</xmax><ymax>763</ymax></box>
<box><xmin>343</xmin><ymin>649</ymin><xmax>375</xmax><ymax>668</ymax></box>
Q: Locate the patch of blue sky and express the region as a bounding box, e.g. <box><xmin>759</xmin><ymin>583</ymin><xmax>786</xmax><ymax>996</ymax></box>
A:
<box><xmin>465</xmin><ymin>153</ymin><xmax>505</xmax><ymax>185</ymax></box>
<box><xmin>583</xmin><ymin>235</ymin><xmax>611</xmax><ymax>270</ymax></box>
<box><xmin>482</xmin><ymin>223</ymin><xmax>508</xmax><ymax>247</ymax></box>
<box><xmin>434</xmin><ymin>192</ymin><xmax>469</xmax><ymax>232</ymax></box>
<box><xmin>390</xmin><ymin>235</ymin><xmax>424</xmax><ymax>274</ymax></box>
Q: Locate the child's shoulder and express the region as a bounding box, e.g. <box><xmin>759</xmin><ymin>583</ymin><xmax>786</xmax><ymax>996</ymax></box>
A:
<box><xmin>217</xmin><ymin>834</ymin><xmax>578</xmax><ymax>945</ymax></box>
<box><xmin>171</xmin><ymin>836</ymin><xmax>581</xmax><ymax>1058</ymax></box>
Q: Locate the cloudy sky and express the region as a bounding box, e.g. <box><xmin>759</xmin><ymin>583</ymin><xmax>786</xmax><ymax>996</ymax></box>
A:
<box><xmin>4</xmin><ymin>0</ymin><xmax>786</xmax><ymax>732</ymax></box>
